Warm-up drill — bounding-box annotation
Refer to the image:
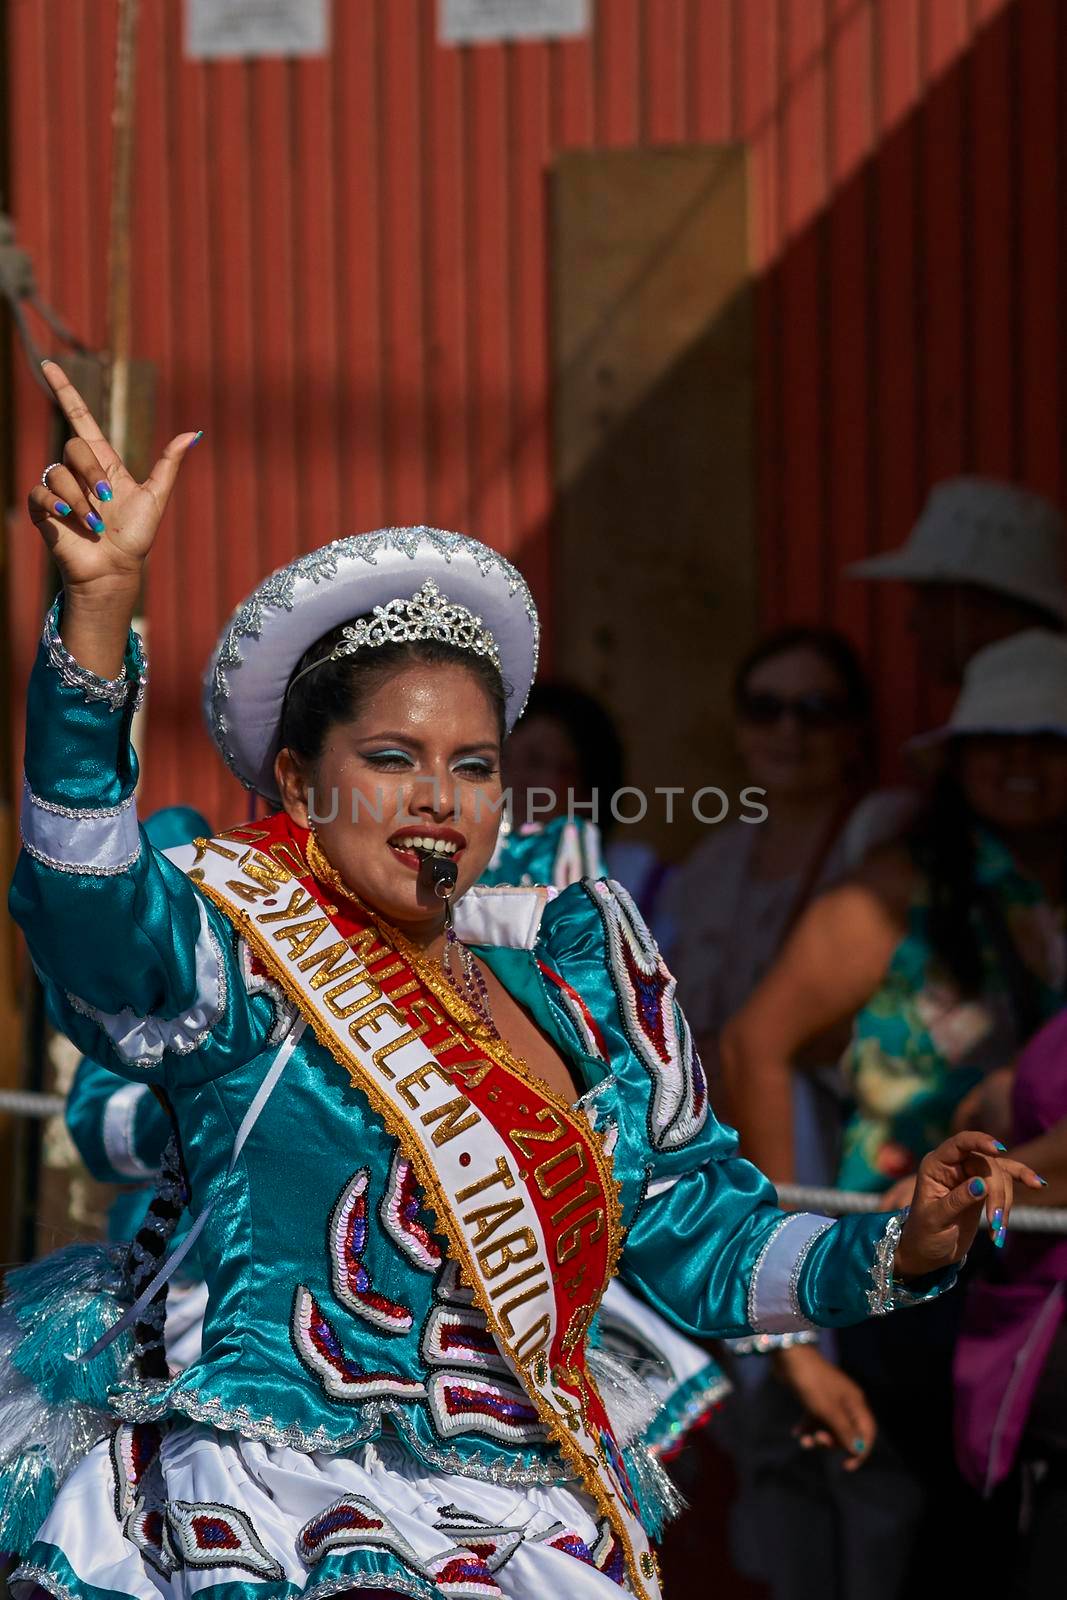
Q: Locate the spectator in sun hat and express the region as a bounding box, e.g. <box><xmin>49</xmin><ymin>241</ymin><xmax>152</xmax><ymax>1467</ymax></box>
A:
<box><xmin>720</xmin><ymin>627</ymin><xmax>1067</xmax><ymax>1595</ymax></box>
<box><xmin>848</xmin><ymin>477</ymin><xmax>1066</xmax><ymax>684</ymax></box>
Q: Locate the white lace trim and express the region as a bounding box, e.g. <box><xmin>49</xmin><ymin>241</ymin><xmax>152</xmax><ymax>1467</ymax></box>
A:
<box><xmin>65</xmin><ymin>900</ymin><xmax>227</xmax><ymax>1067</ymax></box>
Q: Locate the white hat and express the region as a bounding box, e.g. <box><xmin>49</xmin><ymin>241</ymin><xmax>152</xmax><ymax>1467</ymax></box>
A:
<box><xmin>204</xmin><ymin>527</ymin><xmax>539</xmax><ymax>803</ymax></box>
<box><xmin>848</xmin><ymin>477</ymin><xmax>1067</xmax><ymax>621</ymax></box>
<box><xmin>911</xmin><ymin>629</ymin><xmax>1067</xmax><ymax>747</ymax></box>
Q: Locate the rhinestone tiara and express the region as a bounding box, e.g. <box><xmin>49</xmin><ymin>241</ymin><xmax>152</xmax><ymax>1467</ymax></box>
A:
<box><xmin>287</xmin><ymin>578</ymin><xmax>502</xmax><ymax>692</ymax></box>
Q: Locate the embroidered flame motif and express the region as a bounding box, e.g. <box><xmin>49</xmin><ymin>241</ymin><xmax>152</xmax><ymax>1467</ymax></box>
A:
<box><xmin>166</xmin><ymin>1500</ymin><xmax>284</xmax><ymax>1578</ymax></box>
<box><xmin>296</xmin><ymin>1492</ymin><xmax>423</xmax><ymax>1570</ymax></box>
<box><xmin>431</xmin><ymin>1551</ymin><xmax>503</xmax><ymax>1596</ymax></box>
<box><xmin>382</xmin><ymin>1150</ymin><xmax>444</xmax><ymax>1271</ymax></box>
<box><xmin>590</xmin><ymin>878</ymin><xmax>708</xmax><ymax>1151</ymax></box>
<box><xmin>329</xmin><ymin>1168</ymin><xmax>414</xmax><ymax>1334</ymax></box>
<box><xmin>291</xmin><ymin>1285</ymin><xmax>425</xmax><ymax>1402</ymax></box>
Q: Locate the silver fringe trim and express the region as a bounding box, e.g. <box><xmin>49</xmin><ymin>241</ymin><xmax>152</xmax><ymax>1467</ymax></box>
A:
<box><xmin>109</xmin><ymin>1386</ymin><xmax>575</xmax><ymax>1485</ymax></box>
<box><xmin>10</xmin><ymin>1564</ymin><xmax>83</xmax><ymax>1600</ymax></box>
<box><xmin>587</xmin><ymin>1345</ymin><xmax>662</xmax><ymax>1448</ymax></box>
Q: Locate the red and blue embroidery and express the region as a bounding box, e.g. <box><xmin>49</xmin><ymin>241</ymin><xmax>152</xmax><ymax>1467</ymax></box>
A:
<box><xmin>599</xmin><ymin>1427</ymin><xmax>642</xmax><ymax>1519</ymax></box>
<box><xmin>591</xmin><ymin>1519</ymin><xmax>628</xmax><ymax>1588</ymax></box>
<box><xmin>427</xmin><ymin>1371</ymin><xmax>548</xmax><ymax>1445</ymax></box>
<box><xmin>291</xmin><ymin>1285</ymin><xmax>425</xmax><ymax>1402</ymax></box>
<box><xmin>165</xmin><ymin>1500</ymin><xmax>285</xmax><ymax>1578</ymax></box>
<box><xmin>422</xmin><ymin>1302</ymin><xmax>510</xmax><ymax>1375</ymax></box>
<box><xmin>588</xmin><ymin>878</ymin><xmax>708</xmax><ymax>1150</ymax></box>
<box><xmin>544</xmin><ymin>1529</ymin><xmax>597</xmax><ymax>1566</ymax></box>
<box><xmin>109</xmin><ymin>1420</ymin><xmax>163</xmax><ymax>1520</ymax></box>
<box><xmin>296</xmin><ymin>1493</ymin><xmax>422</xmax><ymax>1569</ymax></box>
<box><xmin>429</xmin><ymin>1550</ymin><xmax>504</xmax><ymax>1597</ymax></box>
<box><xmin>330</xmin><ymin>1169</ymin><xmax>413</xmax><ymax>1334</ymax></box>
<box><xmin>538</xmin><ymin>961</ymin><xmax>609</xmax><ymax>1063</ymax></box>
<box><xmin>431</xmin><ymin>1507</ymin><xmax>525</xmax><ymax>1574</ymax></box>
<box><xmin>381</xmin><ymin>1150</ymin><xmax>443</xmax><ymax>1272</ymax></box>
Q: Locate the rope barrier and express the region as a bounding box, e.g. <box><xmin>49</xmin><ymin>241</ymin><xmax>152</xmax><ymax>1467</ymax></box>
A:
<box><xmin>1</xmin><ymin>1090</ymin><xmax>1066</xmax><ymax>1230</ymax></box>
<box><xmin>0</xmin><ymin>1088</ymin><xmax>65</xmax><ymax>1119</ymax></box>
<box><xmin>776</xmin><ymin>1182</ymin><xmax>1067</xmax><ymax>1234</ymax></box>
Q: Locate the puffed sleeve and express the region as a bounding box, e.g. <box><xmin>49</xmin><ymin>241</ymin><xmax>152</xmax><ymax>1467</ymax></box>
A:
<box><xmin>536</xmin><ymin>877</ymin><xmax>954</xmax><ymax>1341</ymax></box>
<box><xmin>9</xmin><ymin>603</ymin><xmax>274</xmax><ymax>1084</ymax></box>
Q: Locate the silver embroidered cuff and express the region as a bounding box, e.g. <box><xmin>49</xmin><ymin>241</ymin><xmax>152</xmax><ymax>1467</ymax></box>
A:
<box><xmin>866</xmin><ymin>1208</ymin><xmax>947</xmax><ymax>1315</ymax></box>
<box><xmin>42</xmin><ymin>600</ymin><xmax>148</xmax><ymax>714</ymax></box>
<box><xmin>21</xmin><ymin>780</ymin><xmax>140</xmax><ymax>875</ymax></box>
<box><xmin>726</xmin><ymin>1329</ymin><xmax>819</xmax><ymax>1356</ymax></box>
<box><xmin>747</xmin><ymin>1212</ymin><xmax>834</xmax><ymax>1334</ymax></box>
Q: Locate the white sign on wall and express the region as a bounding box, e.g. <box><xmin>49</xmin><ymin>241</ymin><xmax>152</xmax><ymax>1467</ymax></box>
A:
<box><xmin>440</xmin><ymin>0</ymin><xmax>591</xmax><ymax>45</ymax></box>
<box><xmin>186</xmin><ymin>0</ymin><xmax>329</xmax><ymax>60</ymax></box>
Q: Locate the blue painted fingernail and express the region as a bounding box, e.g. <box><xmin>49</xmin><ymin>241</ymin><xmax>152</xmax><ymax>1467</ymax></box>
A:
<box><xmin>853</xmin><ymin>1437</ymin><xmax>866</xmax><ymax>1453</ymax></box>
<box><xmin>968</xmin><ymin>1178</ymin><xmax>986</xmax><ymax>1198</ymax></box>
<box><xmin>188</xmin><ymin>430</ymin><xmax>203</xmax><ymax>447</ymax></box>
<box><xmin>86</xmin><ymin>511</ymin><xmax>105</xmax><ymax>533</ymax></box>
<box><xmin>995</xmin><ymin>1225</ymin><xmax>1007</xmax><ymax>1249</ymax></box>
<box><xmin>1038</xmin><ymin>1177</ymin><xmax>1049</xmax><ymax>1187</ymax></box>
<box><xmin>54</xmin><ymin>500</ymin><xmax>71</xmax><ymax>517</ymax></box>
<box><xmin>94</xmin><ymin>480</ymin><xmax>113</xmax><ymax>502</ymax></box>
<box><xmin>994</xmin><ymin>1141</ymin><xmax>1007</xmax><ymax>1152</ymax></box>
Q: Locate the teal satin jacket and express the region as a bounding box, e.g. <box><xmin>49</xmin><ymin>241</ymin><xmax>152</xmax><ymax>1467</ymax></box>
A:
<box><xmin>9</xmin><ymin>608</ymin><xmax>945</xmax><ymax>1488</ymax></box>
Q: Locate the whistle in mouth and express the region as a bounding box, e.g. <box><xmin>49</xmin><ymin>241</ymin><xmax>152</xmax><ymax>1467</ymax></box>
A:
<box><xmin>420</xmin><ymin>854</ymin><xmax>458</xmax><ymax>898</ymax></box>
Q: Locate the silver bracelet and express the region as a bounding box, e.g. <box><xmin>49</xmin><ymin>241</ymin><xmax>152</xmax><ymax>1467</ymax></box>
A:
<box><xmin>42</xmin><ymin>600</ymin><xmax>148</xmax><ymax>713</ymax></box>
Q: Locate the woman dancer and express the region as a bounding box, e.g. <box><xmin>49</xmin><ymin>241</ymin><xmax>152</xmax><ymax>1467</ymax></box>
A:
<box><xmin>0</xmin><ymin>364</ymin><xmax>1039</xmax><ymax>1600</ymax></box>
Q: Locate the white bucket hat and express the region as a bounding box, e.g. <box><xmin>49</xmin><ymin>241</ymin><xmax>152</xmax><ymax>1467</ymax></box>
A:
<box><xmin>848</xmin><ymin>477</ymin><xmax>1067</xmax><ymax>621</ymax></box>
<box><xmin>204</xmin><ymin>527</ymin><xmax>539</xmax><ymax>803</ymax></box>
<box><xmin>911</xmin><ymin>629</ymin><xmax>1067</xmax><ymax>747</ymax></box>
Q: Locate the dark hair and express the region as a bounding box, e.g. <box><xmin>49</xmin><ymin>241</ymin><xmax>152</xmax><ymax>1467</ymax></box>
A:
<box><xmin>279</xmin><ymin>622</ymin><xmax>509</xmax><ymax>765</ymax></box>
<box><xmin>734</xmin><ymin>625</ymin><xmax>873</xmax><ymax>720</ymax></box>
<box><xmin>910</xmin><ymin>769</ymin><xmax>1046</xmax><ymax>1036</ymax></box>
<box><xmin>513</xmin><ymin>682</ymin><xmax>626</xmax><ymax>808</ymax></box>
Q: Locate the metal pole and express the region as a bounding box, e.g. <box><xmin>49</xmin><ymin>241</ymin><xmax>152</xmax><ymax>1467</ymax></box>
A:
<box><xmin>104</xmin><ymin>0</ymin><xmax>140</xmax><ymax>456</ymax></box>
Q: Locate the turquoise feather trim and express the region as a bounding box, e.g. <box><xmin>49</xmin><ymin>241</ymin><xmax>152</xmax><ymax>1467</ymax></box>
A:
<box><xmin>0</xmin><ymin>1245</ymin><xmax>133</xmax><ymax>1557</ymax></box>
<box><xmin>9</xmin><ymin>1243</ymin><xmax>132</xmax><ymax>1407</ymax></box>
<box><xmin>622</xmin><ymin>1442</ymin><xmax>686</xmax><ymax>1540</ymax></box>
<box><xmin>0</xmin><ymin>1448</ymin><xmax>55</xmax><ymax>1555</ymax></box>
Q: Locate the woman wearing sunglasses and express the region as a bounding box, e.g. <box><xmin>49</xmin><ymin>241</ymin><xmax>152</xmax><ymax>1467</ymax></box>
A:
<box><xmin>663</xmin><ymin>625</ymin><xmax>906</xmax><ymax>1136</ymax></box>
<box><xmin>720</xmin><ymin>631</ymin><xmax>1067</xmax><ymax>1596</ymax></box>
<box><xmin>661</xmin><ymin>629</ymin><xmax>912</xmax><ymax>1597</ymax></box>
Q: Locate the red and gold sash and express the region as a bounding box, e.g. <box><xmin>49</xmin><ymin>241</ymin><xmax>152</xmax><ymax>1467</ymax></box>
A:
<box><xmin>184</xmin><ymin>813</ymin><xmax>662</xmax><ymax>1600</ymax></box>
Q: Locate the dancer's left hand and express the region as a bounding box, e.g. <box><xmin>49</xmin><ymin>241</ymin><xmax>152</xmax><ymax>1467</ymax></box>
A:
<box><xmin>893</xmin><ymin>1131</ymin><xmax>1044</xmax><ymax>1276</ymax></box>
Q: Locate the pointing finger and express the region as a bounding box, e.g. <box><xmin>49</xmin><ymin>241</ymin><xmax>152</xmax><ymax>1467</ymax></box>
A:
<box><xmin>40</xmin><ymin>361</ymin><xmax>125</xmax><ymax>476</ymax></box>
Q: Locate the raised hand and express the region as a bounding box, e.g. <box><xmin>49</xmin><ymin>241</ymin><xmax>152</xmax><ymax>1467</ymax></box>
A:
<box><xmin>27</xmin><ymin>362</ymin><xmax>200</xmax><ymax>679</ymax></box>
<box><xmin>893</xmin><ymin>1130</ymin><xmax>1045</xmax><ymax>1279</ymax></box>
<box><xmin>28</xmin><ymin>362</ymin><xmax>200</xmax><ymax>596</ymax></box>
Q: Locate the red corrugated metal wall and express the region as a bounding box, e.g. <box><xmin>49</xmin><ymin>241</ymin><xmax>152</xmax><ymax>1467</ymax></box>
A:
<box><xmin>6</xmin><ymin>0</ymin><xmax>1053</xmax><ymax>821</ymax></box>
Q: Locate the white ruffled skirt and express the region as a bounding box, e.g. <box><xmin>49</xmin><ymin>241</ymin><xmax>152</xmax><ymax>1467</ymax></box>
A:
<box><xmin>13</xmin><ymin>1424</ymin><xmax>631</xmax><ymax>1600</ymax></box>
